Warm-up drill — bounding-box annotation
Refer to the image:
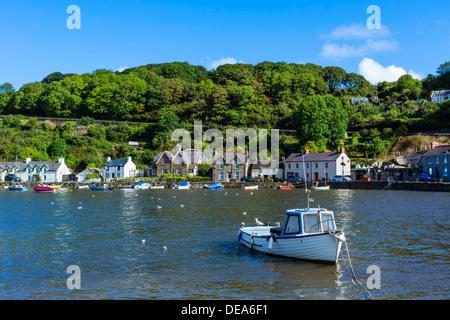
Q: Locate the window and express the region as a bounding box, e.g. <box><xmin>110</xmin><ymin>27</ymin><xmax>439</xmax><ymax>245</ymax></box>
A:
<box><xmin>284</xmin><ymin>215</ymin><xmax>300</xmax><ymax>234</ymax></box>
<box><xmin>444</xmin><ymin>156</ymin><xmax>447</xmax><ymax>164</ymax></box>
<box><xmin>163</xmin><ymin>158</ymin><xmax>168</xmax><ymax>165</ymax></box>
<box><xmin>306</xmin><ymin>163</ymin><xmax>309</xmax><ymax>169</ymax></box>
<box><xmin>235</xmin><ymin>161</ymin><xmax>240</xmax><ymax>169</ymax></box>
<box><xmin>304</xmin><ymin>214</ymin><xmax>320</xmax><ymax>232</ymax></box>
<box><xmin>235</xmin><ymin>172</ymin><xmax>240</xmax><ymax>180</ymax></box>
<box><xmin>306</xmin><ymin>173</ymin><xmax>309</xmax><ymax>180</ymax></box>
<box><xmin>429</xmin><ymin>168</ymin><xmax>433</xmax><ymax>175</ymax></box>
<box><xmin>444</xmin><ymin>167</ymin><xmax>448</xmax><ymax>177</ymax></box>
<box><xmin>314</xmin><ymin>163</ymin><xmax>318</xmax><ymax>169</ymax></box>
<box><xmin>176</xmin><ymin>168</ymin><xmax>182</xmax><ymax>175</ymax></box>
<box><xmin>219</xmin><ymin>172</ymin><xmax>224</xmax><ymax>181</ymax></box>
<box><xmin>219</xmin><ymin>162</ymin><xmax>224</xmax><ymax>169</ymax></box>
<box><xmin>435</xmin><ymin>156</ymin><xmax>439</xmax><ymax>164</ymax></box>
<box><xmin>428</xmin><ymin>157</ymin><xmax>431</xmax><ymax>164</ymax></box>
<box><xmin>325</xmin><ymin>163</ymin><xmax>328</xmax><ymax>169</ymax></box>
<box><xmin>288</xmin><ymin>164</ymin><xmax>291</xmax><ymax>169</ymax></box>
<box><xmin>162</xmin><ymin>168</ymin><xmax>168</xmax><ymax>174</ymax></box>
<box><xmin>295</xmin><ymin>163</ymin><xmax>299</xmax><ymax>169</ymax></box>
<box><xmin>321</xmin><ymin>213</ymin><xmax>335</xmax><ymax>231</ymax></box>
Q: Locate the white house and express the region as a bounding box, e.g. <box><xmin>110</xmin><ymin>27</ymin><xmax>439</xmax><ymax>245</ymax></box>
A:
<box><xmin>78</xmin><ymin>167</ymin><xmax>102</xmax><ymax>182</ymax></box>
<box><xmin>430</xmin><ymin>90</ymin><xmax>450</xmax><ymax>103</ymax></box>
<box><xmin>0</xmin><ymin>157</ymin><xmax>73</xmax><ymax>182</ymax></box>
<box><xmin>102</xmin><ymin>156</ymin><xmax>136</xmax><ymax>181</ymax></box>
<box><xmin>284</xmin><ymin>147</ymin><xmax>351</xmax><ymax>181</ymax></box>
<box><xmin>251</xmin><ymin>160</ymin><xmax>283</xmax><ymax>180</ymax></box>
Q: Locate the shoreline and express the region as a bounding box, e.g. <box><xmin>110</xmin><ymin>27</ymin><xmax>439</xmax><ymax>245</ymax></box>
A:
<box><xmin>1</xmin><ymin>180</ymin><xmax>449</xmax><ymax>192</ymax></box>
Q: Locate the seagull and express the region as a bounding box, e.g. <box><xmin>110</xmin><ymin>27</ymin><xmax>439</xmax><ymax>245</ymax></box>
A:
<box><xmin>255</xmin><ymin>218</ymin><xmax>266</xmax><ymax>226</ymax></box>
<box><xmin>250</xmin><ymin>192</ymin><xmax>254</xmax><ymax>195</ymax></box>
<box><xmin>173</xmin><ymin>196</ymin><xmax>176</xmax><ymax>198</ymax></box>
<box><xmin>241</xmin><ymin>222</ymin><xmax>245</xmax><ymax>228</ymax></box>
<box><xmin>157</xmin><ymin>205</ymin><xmax>162</xmax><ymax>209</ymax></box>
<box><xmin>142</xmin><ymin>239</ymin><xmax>146</xmax><ymax>244</ymax></box>
<box><xmin>163</xmin><ymin>246</ymin><xmax>167</xmax><ymax>251</ymax></box>
<box><xmin>78</xmin><ymin>206</ymin><xmax>82</xmax><ymax>210</ymax></box>
<box><xmin>180</xmin><ymin>204</ymin><xmax>185</xmax><ymax>207</ymax></box>
<box><xmin>92</xmin><ymin>195</ymin><xmax>95</xmax><ymax>198</ymax></box>
<box><xmin>51</xmin><ymin>202</ymin><xmax>54</xmax><ymax>205</ymax></box>
<box><xmin>243</xmin><ymin>212</ymin><xmax>247</xmax><ymax>215</ymax></box>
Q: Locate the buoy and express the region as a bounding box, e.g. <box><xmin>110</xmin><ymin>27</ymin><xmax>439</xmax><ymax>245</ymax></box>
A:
<box><xmin>268</xmin><ymin>236</ymin><xmax>273</xmax><ymax>251</ymax></box>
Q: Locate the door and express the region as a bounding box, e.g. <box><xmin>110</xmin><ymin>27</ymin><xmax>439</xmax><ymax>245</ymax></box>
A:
<box><xmin>314</xmin><ymin>172</ymin><xmax>319</xmax><ymax>181</ymax></box>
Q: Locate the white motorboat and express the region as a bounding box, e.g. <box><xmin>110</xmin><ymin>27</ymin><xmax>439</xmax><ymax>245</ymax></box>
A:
<box><xmin>134</xmin><ymin>181</ymin><xmax>152</xmax><ymax>189</ymax></box>
<box><xmin>173</xmin><ymin>181</ymin><xmax>190</xmax><ymax>190</ymax></box>
<box><xmin>150</xmin><ymin>185</ymin><xmax>164</xmax><ymax>189</ymax></box>
<box><xmin>242</xmin><ymin>185</ymin><xmax>258</xmax><ymax>190</ymax></box>
<box><xmin>238</xmin><ymin>205</ymin><xmax>345</xmax><ymax>263</ymax></box>
<box><xmin>311</xmin><ymin>185</ymin><xmax>330</xmax><ymax>191</ymax></box>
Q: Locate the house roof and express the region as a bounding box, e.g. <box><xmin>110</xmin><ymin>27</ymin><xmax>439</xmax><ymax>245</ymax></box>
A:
<box><xmin>431</xmin><ymin>90</ymin><xmax>450</xmax><ymax>98</ymax></box>
<box><xmin>285</xmin><ymin>152</ymin><xmax>343</xmax><ymax>162</ymax></box>
<box><xmin>211</xmin><ymin>152</ymin><xmax>247</xmax><ymax>164</ymax></box>
<box><xmin>0</xmin><ymin>161</ymin><xmax>62</xmax><ymax>171</ymax></box>
<box><xmin>423</xmin><ymin>145</ymin><xmax>450</xmax><ymax>156</ymax></box>
<box><xmin>103</xmin><ymin>159</ymin><xmax>129</xmax><ymax>167</ymax></box>
<box><xmin>153</xmin><ymin>150</ymin><xmax>206</xmax><ymax>165</ymax></box>
<box><xmin>80</xmin><ymin>167</ymin><xmax>102</xmax><ymax>175</ymax></box>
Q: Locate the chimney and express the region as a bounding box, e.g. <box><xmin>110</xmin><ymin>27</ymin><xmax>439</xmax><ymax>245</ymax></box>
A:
<box><xmin>26</xmin><ymin>157</ymin><xmax>31</xmax><ymax>164</ymax></box>
<box><xmin>58</xmin><ymin>157</ymin><xmax>64</xmax><ymax>164</ymax></box>
<box><xmin>107</xmin><ymin>156</ymin><xmax>111</xmax><ymax>162</ymax></box>
<box><xmin>340</xmin><ymin>146</ymin><xmax>346</xmax><ymax>154</ymax></box>
<box><xmin>127</xmin><ymin>156</ymin><xmax>132</xmax><ymax>162</ymax></box>
<box><xmin>431</xmin><ymin>141</ymin><xmax>439</xmax><ymax>149</ymax></box>
<box><xmin>304</xmin><ymin>149</ymin><xmax>309</xmax><ymax>154</ymax></box>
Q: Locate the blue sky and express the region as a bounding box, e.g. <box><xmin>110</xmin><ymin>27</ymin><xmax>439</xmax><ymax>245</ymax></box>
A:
<box><xmin>1</xmin><ymin>0</ymin><xmax>449</xmax><ymax>89</ymax></box>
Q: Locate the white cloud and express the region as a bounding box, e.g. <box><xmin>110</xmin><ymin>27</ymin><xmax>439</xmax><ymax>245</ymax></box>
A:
<box><xmin>116</xmin><ymin>66</ymin><xmax>128</xmax><ymax>72</ymax></box>
<box><xmin>207</xmin><ymin>57</ymin><xmax>244</xmax><ymax>70</ymax></box>
<box><xmin>319</xmin><ymin>23</ymin><xmax>397</xmax><ymax>59</ymax></box>
<box><xmin>358</xmin><ymin>58</ymin><xmax>423</xmax><ymax>84</ymax></box>
<box><xmin>324</xmin><ymin>23</ymin><xmax>391</xmax><ymax>40</ymax></box>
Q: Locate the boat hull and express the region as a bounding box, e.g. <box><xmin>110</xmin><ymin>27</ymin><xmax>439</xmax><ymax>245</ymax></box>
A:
<box><xmin>311</xmin><ymin>186</ymin><xmax>330</xmax><ymax>191</ymax></box>
<box><xmin>242</xmin><ymin>185</ymin><xmax>258</xmax><ymax>190</ymax></box>
<box><xmin>9</xmin><ymin>187</ymin><xmax>28</xmax><ymax>191</ymax></box>
<box><xmin>150</xmin><ymin>185</ymin><xmax>164</xmax><ymax>189</ymax></box>
<box><xmin>88</xmin><ymin>184</ymin><xmax>114</xmax><ymax>191</ymax></box>
<box><xmin>34</xmin><ymin>186</ymin><xmax>56</xmax><ymax>193</ymax></box>
<box><xmin>238</xmin><ymin>228</ymin><xmax>343</xmax><ymax>263</ymax></box>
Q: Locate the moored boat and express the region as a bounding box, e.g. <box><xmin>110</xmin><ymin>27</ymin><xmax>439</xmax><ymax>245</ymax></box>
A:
<box><xmin>134</xmin><ymin>181</ymin><xmax>152</xmax><ymax>189</ymax></box>
<box><xmin>8</xmin><ymin>185</ymin><xmax>28</xmax><ymax>191</ymax></box>
<box><xmin>238</xmin><ymin>206</ymin><xmax>345</xmax><ymax>263</ymax></box>
<box><xmin>173</xmin><ymin>181</ymin><xmax>190</xmax><ymax>190</ymax></box>
<box><xmin>89</xmin><ymin>184</ymin><xmax>114</xmax><ymax>191</ymax></box>
<box><xmin>150</xmin><ymin>185</ymin><xmax>164</xmax><ymax>189</ymax></box>
<box><xmin>204</xmin><ymin>183</ymin><xmax>223</xmax><ymax>190</ymax></box>
<box><xmin>34</xmin><ymin>185</ymin><xmax>57</xmax><ymax>193</ymax></box>
<box><xmin>277</xmin><ymin>186</ymin><xmax>293</xmax><ymax>190</ymax></box>
<box><xmin>242</xmin><ymin>185</ymin><xmax>258</xmax><ymax>190</ymax></box>
<box><xmin>311</xmin><ymin>185</ymin><xmax>330</xmax><ymax>191</ymax></box>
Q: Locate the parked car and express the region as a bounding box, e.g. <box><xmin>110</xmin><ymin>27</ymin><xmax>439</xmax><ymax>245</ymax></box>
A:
<box><xmin>5</xmin><ymin>174</ymin><xmax>21</xmax><ymax>182</ymax></box>
<box><xmin>286</xmin><ymin>176</ymin><xmax>303</xmax><ymax>183</ymax></box>
<box><xmin>240</xmin><ymin>176</ymin><xmax>258</xmax><ymax>182</ymax></box>
<box><xmin>332</xmin><ymin>175</ymin><xmax>351</xmax><ymax>182</ymax></box>
<box><xmin>418</xmin><ymin>173</ymin><xmax>434</xmax><ymax>181</ymax></box>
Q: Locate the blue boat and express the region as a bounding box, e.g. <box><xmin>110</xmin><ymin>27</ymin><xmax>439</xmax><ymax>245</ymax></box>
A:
<box><xmin>204</xmin><ymin>183</ymin><xmax>223</xmax><ymax>190</ymax></box>
<box><xmin>172</xmin><ymin>181</ymin><xmax>190</xmax><ymax>190</ymax></box>
<box><xmin>89</xmin><ymin>184</ymin><xmax>114</xmax><ymax>191</ymax></box>
<box><xmin>8</xmin><ymin>185</ymin><xmax>28</xmax><ymax>191</ymax></box>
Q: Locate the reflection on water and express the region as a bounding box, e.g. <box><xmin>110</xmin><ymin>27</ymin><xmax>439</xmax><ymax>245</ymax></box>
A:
<box><xmin>0</xmin><ymin>188</ymin><xmax>448</xmax><ymax>299</ymax></box>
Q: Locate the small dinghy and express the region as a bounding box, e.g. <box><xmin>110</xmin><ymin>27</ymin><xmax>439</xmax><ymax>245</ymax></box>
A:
<box><xmin>242</xmin><ymin>185</ymin><xmax>258</xmax><ymax>190</ymax></box>
<box><xmin>89</xmin><ymin>184</ymin><xmax>114</xmax><ymax>191</ymax></box>
<box><xmin>34</xmin><ymin>185</ymin><xmax>57</xmax><ymax>193</ymax></box>
<box><xmin>204</xmin><ymin>183</ymin><xmax>223</xmax><ymax>190</ymax></box>
<box><xmin>173</xmin><ymin>181</ymin><xmax>190</xmax><ymax>190</ymax></box>
<box><xmin>277</xmin><ymin>186</ymin><xmax>293</xmax><ymax>190</ymax></box>
<box><xmin>150</xmin><ymin>185</ymin><xmax>164</xmax><ymax>189</ymax></box>
<box><xmin>9</xmin><ymin>185</ymin><xmax>28</xmax><ymax>191</ymax></box>
<box><xmin>311</xmin><ymin>185</ymin><xmax>330</xmax><ymax>191</ymax></box>
<box><xmin>134</xmin><ymin>181</ymin><xmax>152</xmax><ymax>189</ymax></box>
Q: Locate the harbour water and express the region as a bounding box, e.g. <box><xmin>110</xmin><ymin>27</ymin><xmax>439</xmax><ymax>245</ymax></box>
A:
<box><xmin>0</xmin><ymin>187</ymin><xmax>448</xmax><ymax>300</ymax></box>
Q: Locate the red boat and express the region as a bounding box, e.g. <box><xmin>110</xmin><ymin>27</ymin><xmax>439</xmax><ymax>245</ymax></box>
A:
<box><xmin>34</xmin><ymin>185</ymin><xmax>57</xmax><ymax>193</ymax></box>
<box><xmin>277</xmin><ymin>186</ymin><xmax>293</xmax><ymax>190</ymax></box>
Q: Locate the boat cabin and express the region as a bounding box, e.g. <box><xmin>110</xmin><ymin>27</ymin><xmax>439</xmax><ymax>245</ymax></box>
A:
<box><xmin>271</xmin><ymin>208</ymin><xmax>337</xmax><ymax>236</ymax></box>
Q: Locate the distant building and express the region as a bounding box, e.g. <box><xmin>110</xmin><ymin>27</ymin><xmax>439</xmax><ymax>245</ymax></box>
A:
<box><xmin>251</xmin><ymin>160</ymin><xmax>283</xmax><ymax>181</ymax></box>
<box><xmin>78</xmin><ymin>167</ymin><xmax>102</xmax><ymax>182</ymax></box>
<box><xmin>151</xmin><ymin>149</ymin><xmax>206</xmax><ymax>176</ymax></box>
<box><xmin>430</xmin><ymin>90</ymin><xmax>450</xmax><ymax>103</ymax></box>
<box><xmin>351</xmin><ymin>97</ymin><xmax>369</xmax><ymax>105</ymax></box>
<box><xmin>102</xmin><ymin>156</ymin><xmax>136</xmax><ymax>181</ymax></box>
<box><xmin>422</xmin><ymin>141</ymin><xmax>450</xmax><ymax>181</ymax></box>
<box><xmin>210</xmin><ymin>152</ymin><xmax>249</xmax><ymax>182</ymax></box>
<box><xmin>284</xmin><ymin>147</ymin><xmax>351</xmax><ymax>181</ymax></box>
<box><xmin>0</xmin><ymin>157</ymin><xmax>73</xmax><ymax>182</ymax></box>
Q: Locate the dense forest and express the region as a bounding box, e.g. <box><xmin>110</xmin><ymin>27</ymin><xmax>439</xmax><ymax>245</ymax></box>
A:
<box><xmin>0</xmin><ymin>61</ymin><xmax>449</xmax><ymax>170</ymax></box>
